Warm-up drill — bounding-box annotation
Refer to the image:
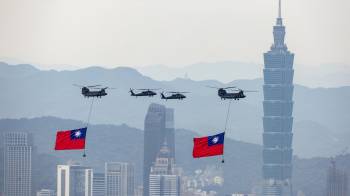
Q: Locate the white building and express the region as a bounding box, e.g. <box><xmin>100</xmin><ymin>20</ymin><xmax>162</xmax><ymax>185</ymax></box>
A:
<box><xmin>149</xmin><ymin>142</ymin><xmax>180</xmax><ymax>196</ymax></box>
<box><xmin>4</xmin><ymin>132</ymin><xmax>32</xmax><ymax>196</ymax></box>
<box><xmin>36</xmin><ymin>189</ymin><xmax>56</xmax><ymax>196</ymax></box>
<box><xmin>105</xmin><ymin>162</ymin><xmax>134</xmax><ymax>196</ymax></box>
<box><xmin>92</xmin><ymin>173</ymin><xmax>105</xmax><ymax>196</ymax></box>
<box><xmin>57</xmin><ymin>165</ymin><xmax>93</xmax><ymax>196</ymax></box>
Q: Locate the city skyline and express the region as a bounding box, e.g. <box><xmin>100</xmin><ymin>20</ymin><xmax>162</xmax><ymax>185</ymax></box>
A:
<box><xmin>0</xmin><ymin>109</ymin><xmax>349</xmax><ymax>195</ymax></box>
<box><xmin>0</xmin><ymin>0</ymin><xmax>349</xmax><ymax>195</ymax></box>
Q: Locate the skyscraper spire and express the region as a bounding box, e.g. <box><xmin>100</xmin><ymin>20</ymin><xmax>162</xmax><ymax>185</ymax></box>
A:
<box><xmin>278</xmin><ymin>0</ymin><xmax>282</xmax><ymax>18</ymax></box>
<box><xmin>276</xmin><ymin>0</ymin><xmax>283</xmax><ymax>26</ymax></box>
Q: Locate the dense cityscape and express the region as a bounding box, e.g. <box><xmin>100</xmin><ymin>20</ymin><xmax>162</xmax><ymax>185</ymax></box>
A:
<box><xmin>0</xmin><ymin>0</ymin><xmax>349</xmax><ymax>196</ymax></box>
<box><xmin>1</xmin><ymin>103</ymin><xmax>348</xmax><ymax>196</ymax></box>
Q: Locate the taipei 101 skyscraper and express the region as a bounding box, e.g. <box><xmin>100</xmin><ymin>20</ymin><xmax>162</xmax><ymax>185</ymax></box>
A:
<box><xmin>262</xmin><ymin>0</ymin><xmax>294</xmax><ymax>195</ymax></box>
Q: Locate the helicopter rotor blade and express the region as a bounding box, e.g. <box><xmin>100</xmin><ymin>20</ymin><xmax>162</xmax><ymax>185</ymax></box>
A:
<box><xmin>244</xmin><ymin>90</ymin><xmax>258</xmax><ymax>92</ymax></box>
<box><xmin>206</xmin><ymin>85</ymin><xmax>237</xmax><ymax>90</ymax></box>
<box><xmin>223</xmin><ymin>86</ymin><xmax>237</xmax><ymax>90</ymax></box>
<box><xmin>87</xmin><ymin>85</ymin><xmax>102</xmax><ymax>88</ymax></box>
<box><xmin>73</xmin><ymin>84</ymin><xmax>84</xmax><ymax>87</ymax></box>
<box><xmin>167</xmin><ymin>91</ymin><xmax>190</xmax><ymax>93</ymax></box>
<box><xmin>206</xmin><ymin>85</ymin><xmax>220</xmax><ymax>89</ymax></box>
<box><xmin>137</xmin><ymin>88</ymin><xmax>160</xmax><ymax>91</ymax></box>
<box><xmin>90</xmin><ymin>86</ymin><xmax>116</xmax><ymax>90</ymax></box>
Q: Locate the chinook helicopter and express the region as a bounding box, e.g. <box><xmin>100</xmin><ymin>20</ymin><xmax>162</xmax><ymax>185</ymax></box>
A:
<box><xmin>129</xmin><ymin>88</ymin><xmax>158</xmax><ymax>97</ymax></box>
<box><xmin>73</xmin><ymin>84</ymin><xmax>113</xmax><ymax>98</ymax></box>
<box><xmin>207</xmin><ymin>86</ymin><xmax>257</xmax><ymax>100</ymax></box>
<box><xmin>160</xmin><ymin>91</ymin><xmax>189</xmax><ymax>100</ymax></box>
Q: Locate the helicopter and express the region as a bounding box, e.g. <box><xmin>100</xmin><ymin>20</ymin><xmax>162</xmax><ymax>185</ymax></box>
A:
<box><xmin>129</xmin><ymin>88</ymin><xmax>158</xmax><ymax>97</ymax></box>
<box><xmin>161</xmin><ymin>91</ymin><xmax>189</xmax><ymax>100</ymax></box>
<box><xmin>207</xmin><ymin>86</ymin><xmax>257</xmax><ymax>100</ymax></box>
<box><xmin>73</xmin><ymin>84</ymin><xmax>112</xmax><ymax>98</ymax></box>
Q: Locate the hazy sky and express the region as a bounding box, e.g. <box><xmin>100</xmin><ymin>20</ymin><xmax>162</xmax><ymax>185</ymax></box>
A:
<box><xmin>0</xmin><ymin>0</ymin><xmax>349</xmax><ymax>72</ymax></box>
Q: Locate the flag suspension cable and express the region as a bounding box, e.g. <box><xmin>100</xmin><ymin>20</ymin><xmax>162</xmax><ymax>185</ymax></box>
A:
<box><xmin>83</xmin><ymin>97</ymin><xmax>95</xmax><ymax>157</ymax></box>
<box><xmin>221</xmin><ymin>99</ymin><xmax>233</xmax><ymax>163</ymax></box>
<box><xmin>224</xmin><ymin>99</ymin><xmax>233</xmax><ymax>132</ymax></box>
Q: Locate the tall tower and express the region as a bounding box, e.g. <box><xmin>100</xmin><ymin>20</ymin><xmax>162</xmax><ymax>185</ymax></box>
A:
<box><xmin>3</xmin><ymin>132</ymin><xmax>32</xmax><ymax>196</ymax></box>
<box><xmin>262</xmin><ymin>0</ymin><xmax>294</xmax><ymax>195</ymax></box>
<box><xmin>143</xmin><ymin>104</ymin><xmax>175</xmax><ymax>196</ymax></box>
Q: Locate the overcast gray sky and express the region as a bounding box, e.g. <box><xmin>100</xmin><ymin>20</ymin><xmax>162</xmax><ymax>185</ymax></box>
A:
<box><xmin>0</xmin><ymin>0</ymin><xmax>349</xmax><ymax>73</ymax></box>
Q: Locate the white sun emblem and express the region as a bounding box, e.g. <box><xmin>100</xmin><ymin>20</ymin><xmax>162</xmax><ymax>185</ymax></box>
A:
<box><xmin>74</xmin><ymin>131</ymin><xmax>82</xmax><ymax>138</ymax></box>
<box><xmin>212</xmin><ymin>137</ymin><xmax>219</xmax><ymax>144</ymax></box>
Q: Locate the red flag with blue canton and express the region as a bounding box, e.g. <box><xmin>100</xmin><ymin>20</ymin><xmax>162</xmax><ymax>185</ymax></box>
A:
<box><xmin>193</xmin><ymin>132</ymin><xmax>225</xmax><ymax>158</ymax></box>
<box><xmin>55</xmin><ymin>127</ymin><xmax>87</xmax><ymax>150</ymax></box>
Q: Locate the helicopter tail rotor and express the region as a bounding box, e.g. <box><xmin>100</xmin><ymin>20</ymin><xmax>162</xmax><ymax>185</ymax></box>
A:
<box><xmin>160</xmin><ymin>92</ymin><xmax>166</xmax><ymax>99</ymax></box>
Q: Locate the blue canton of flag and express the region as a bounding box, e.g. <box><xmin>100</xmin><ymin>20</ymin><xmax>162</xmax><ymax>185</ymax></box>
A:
<box><xmin>208</xmin><ymin>132</ymin><xmax>225</xmax><ymax>146</ymax></box>
<box><xmin>70</xmin><ymin>128</ymin><xmax>87</xmax><ymax>140</ymax></box>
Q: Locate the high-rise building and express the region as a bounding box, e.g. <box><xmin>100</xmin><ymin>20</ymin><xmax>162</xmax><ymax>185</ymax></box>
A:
<box><xmin>149</xmin><ymin>142</ymin><xmax>180</xmax><ymax>196</ymax></box>
<box><xmin>3</xmin><ymin>132</ymin><xmax>32</xmax><ymax>196</ymax></box>
<box><xmin>165</xmin><ymin>108</ymin><xmax>175</xmax><ymax>160</ymax></box>
<box><xmin>262</xmin><ymin>0</ymin><xmax>294</xmax><ymax>195</ymax></box>
<box><xmin>36</xmin><ymin>189</ymin><xmax>56</xmax><ymax>196</ymax></box>
<box><xmin>143</xmin><ymin>104</ymin><xmax>175</xmax><ymax>196</ymax></box>
<box><xmin>135</xmin><ymin>186</ymin><xmax>143</xmax><ymax>196</ymax></box>
<box><xmin>105</xmin><ymin>162</ymin><xmax>134</xmax><ymax>196</ymax></box>
<box><xmin>0</xmin><ymin>135</ymin><xmax>4</xmax><ymax>196</ymax></box>
<box><xmin>326</xmin><ymin>160</ymin><xmax>348</xmax><ymax>196</ymax></box>
<box><xmin>57</xmin><ymin>165</ymin><xmax>93</xmax><ymax>196</ymax></box>
<box><xmin>92</xmin><ymin>173</ymin><xmax>105</xmax><ymax>196</ymax></box>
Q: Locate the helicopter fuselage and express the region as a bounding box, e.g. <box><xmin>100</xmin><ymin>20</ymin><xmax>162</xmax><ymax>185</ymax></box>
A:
<box><xmin>218</xmin><ymin>89</ymin><xmax>246</xmax><ymax>100</ymax></box>
<box><xmin>130</xmin><ymin>90</ymin><xmax>157</xmax><ymax>97</ymax></box>
<box><xmin>161</xmin><ymin>93</ymin><xmax>186</xmax><ymax>100</ymax></box>
<box><xmin>82</xmin><ymin>88</ymin><xmax>107</xmax><ymax>98</ymax></box>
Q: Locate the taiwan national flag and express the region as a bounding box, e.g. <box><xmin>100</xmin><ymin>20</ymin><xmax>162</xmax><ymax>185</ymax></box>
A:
<box><xmin>193</xmin><ymin>132</ymin><xmax>225</xmax><ymax>158</ymax></box>
<box><xmin>54</xmin><ymin>127</ymin><xmax>87</xmax><ymax>150</ymax></box>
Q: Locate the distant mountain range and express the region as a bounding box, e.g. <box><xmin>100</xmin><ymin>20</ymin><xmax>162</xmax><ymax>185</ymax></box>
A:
<box><xmin>136</xmin><ymin>61</ymin><xmax>350</xmax><ymax>87</ymax></box>
<box><xmin>1</xmin><ymin>117</ymin><xmax>349</xmax><ymax>195</ymax></box>
<box><xmin>0</xmin><ymin>62</ymin><xmax>349</xmax><ymax>158</ymax></box>
<box><xmin>137</xmin><ymin>61</ymin><xmax>261</xmax><ymax>83</ymax></box>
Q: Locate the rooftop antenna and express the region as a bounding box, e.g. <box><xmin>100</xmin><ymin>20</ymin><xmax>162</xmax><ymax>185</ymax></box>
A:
<box><xmin>276</xmin><ymin>0</ymin><xmax>283</xmax><ymax>26</ymax></box>
<box><xmin>278</xmin><ymin>0</ymin><xmax>282</xmax><ymax>18</ymax></box>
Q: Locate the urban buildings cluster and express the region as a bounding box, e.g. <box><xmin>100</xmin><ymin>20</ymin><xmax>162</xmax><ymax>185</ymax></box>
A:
<box><xmin>0</xmin><ymin>101</ymin><xmax>349</xmax><ymax>196</ymax></box>
<box><xmin>57</xmin><ymin>162</ymin><xmax>134</xmax><ymax>196</ymax></box>
<box><xmin>0</xmin><ymin>103</ymin><xmax>250</xmax><ymax>196</ymax></box>
<box><xmin>1</xmin><ymin>1</ymin><xmax>349</xmax><ymax>196</ymax></box>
